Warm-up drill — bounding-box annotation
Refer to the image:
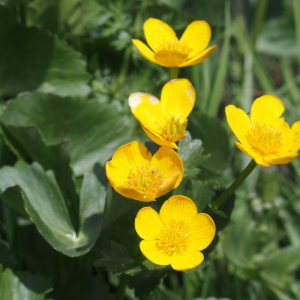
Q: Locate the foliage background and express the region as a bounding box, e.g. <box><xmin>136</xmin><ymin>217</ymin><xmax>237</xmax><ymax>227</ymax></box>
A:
<box><xmin>0</xmin><ymin>0</ymin><xmax>300</xmax><ymax>299</ymax></box>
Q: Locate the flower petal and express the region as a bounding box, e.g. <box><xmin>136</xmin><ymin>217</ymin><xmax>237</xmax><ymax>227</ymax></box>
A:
<box><xmin>251</xmin><ymin>95</ymin><xmax>285</xmax><ymax>126</ymax></box>
<box><xmin>189</xmin><ymin>213</ymin><xmax>216</xmax><ymax>251</ymax></box>
<box><xmin>154</xmin><ymin>50</ymin><xmax>188</xmax><ymax>67</ymax></box>
<box><xmin>159</xmin><ymin>195</ymin><xmax>198</xmax><ymax>226</ymax></box>
<box><xmin>156</xmin><ymin>173</ymin><xmax>180</xmax><ymax>198</ymax></box>
<box><xmin>151</xmin><ymin>147</ymin><xmax>184</xmax><ymax>189</ymax></box>
<box><xmin>160</xmin><ymin>79</ymin><xmax>195</xmax><ymax>120</ymax></box>
<box><xmin>140</xmin><ymin>240</ymin><xmax>172</xmax><ymax>266</ymax></box>
<box><xmin>235</xmin><ymin>142</ymin><xmax>270</xmax><ymax>167</ymax></box>
<box><xmin>132</xmin><ymin>39</ymin><xmax>157</xmax><ymax>64</ymax></box>
<box><xmin>142</xmin><ymin>125</ymin><xmax>178</xmax><ymax>149</ymax></box>
<box><xmin>135</xmin><ymin>207</ymin><xmax>164</xmax><ymax>240</ymax></box>
<box><xmin>144</xmin><ymin>18</ymin><xmax>177</xmax><ymax>53</ymax></box>
<box><xmin>267</xmin><ymin>154</ymin><xmax>298</xmax><ymax>165</ymax></box>
<box><xmin>116</xmin><ymin>185</ymin><xmax>156</xmax><ymax>202</ymax></box>
<box><xmin>225</xmin><ymin>105</ymin><xmax>251</xmax><ymax>147</ymax></box>
<box><xmin>180</xmin><ymin>21</ymin><xmax>212</xmax><ymax>59</ymax></box>
<box><xmin>171</xmin><ymin>249</ymin><xmax>204</xmax><ymax>271</ymax></box>
<box><xmin>129</xmin><ymin>92</ymin><xmax>164</xmax><ymax>133</ymax></box>
<box><xmin>179</xmin><ymin>45</ymin><xmax>216</xmax><ymax>67</ymax></box>
<box><xmin>106</xmin><ymin>142</ymin><xmax>152</xmax><ymax>187</ymax></box>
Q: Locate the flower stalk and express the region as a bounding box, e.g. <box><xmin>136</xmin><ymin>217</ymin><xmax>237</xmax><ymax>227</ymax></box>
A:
<box><xmin>170</xmin><ymin>67</ymin><xmax>179</xmax><ymax>79</ymax></box>
<box><xmin>214</xmin><ymin>159</ymin><xmax>257</xmax><ymax>209</ymax></box>
<box><xmin>116</xmin><ymin>273</ymin><xmax>129</xmax><ymax>300</ymax></box>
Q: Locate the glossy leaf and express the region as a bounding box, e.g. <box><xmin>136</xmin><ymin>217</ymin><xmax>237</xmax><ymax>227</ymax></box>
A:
<box><xmin>0</xmin><ymin>266</ymin><xmax>51</xmax><ymax>300</ymax></box>
<box><xmin>189</xmin><ymin>112</ymin><xmax>229</xmax><ymax>174</ymax></box>
<box><xmin>0</xmin><ymin>6</ymin><xmax>90</xmax><ymax>98</ymax></box>
<box><xmin>0</xmin><ymin>162</ymin><xmax>105</xmax><ymax>256</ymax></box>
<box><xmin>2</xmin><ymin>92</ymin><xmax>134</xmax><ymax>176</ymax></box>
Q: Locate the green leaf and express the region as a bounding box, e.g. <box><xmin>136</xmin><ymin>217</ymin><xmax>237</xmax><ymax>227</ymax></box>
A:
<box><xmin>128</xmin><ymin>261</ymin><xmax>167</xmax><ymax>297</ymax></box>
<box><xmin>0</xmin><ymin>162</ymin><xmax>105</xmax><ymax>256</ymax></box>
<box><xmin>0</xmin><ymin>239</ymin><xmax>16</xmax><ymax>269</ymax></box>
<box><xmin>51</xmin><ymin>270</ymin><xmax>113</xmax><ymax>300</ymax></box>
<box><xmin>2</xmin><ymin>92</ymin><xmax>134</xmax><ymax>176</ymax></box>
<box><xmin>260</xmin><ymin>245</ymin><xmax>300</xmax><ymax>290</ymax></box>
<box><xmin>0</xmin><ymin>125</ymin><xmax>79</xmax><ymax>215</ymax></box>
<box><xmin>256</xmin><ymin>18</ymin><xmax>298</xmax><ymax>57</ymax></box>
<box><xmin>0</xmin><ymin>266</ymin><xmax>51</xmax><ymax>300</ymax></box>
<box><xmin>0</xmin><ymin>6</ymin><xmax>91</xmax><ymax>98</ymax></box>
<box><xmin>95</xmin><ymin>240</ymin><xmax>136</xmax><ymax>275</ymax></box>
<box><xmin>221</xmin><ymin>221</ymin><xmax>270</xmax><ymax>269</ymax></box>
<box><xmin>178</xmin><ymin>132</ymin><xmax>209</xmax><ymax>178</ymax></box>
<box><xmin>189</xmin><ymin>112</ymin><xmax>229</xmax><ymax>174</ymax></box>
<box><xmin>174</xmin><ymin>177</ymin><xmax>216</xmax><ymax>212</ymax></box>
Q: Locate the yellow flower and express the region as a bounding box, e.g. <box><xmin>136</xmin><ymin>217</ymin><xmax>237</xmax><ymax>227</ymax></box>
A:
<box><xmin>135</xmin><ymin>195</ymin><xmax>216</xmax><ymax>271</ymax></box>
<box><xmin>106</xmin><ymin>141</ymin><xmax>184</xmax><ymax>202</ymax></box>
<box><xmin>129</xmin><ymin>79</ymin><xmax>195</xmax><ymax>149</ymax></box>
<box><xmin>226</xmin><ymin>95</ymin><xmax>300</xmax><ymax>167</ymax></box>
<box><xmin>132</xmin><ymin>18</ymin><xmax>216</xmax><ymax>68</ymax></box>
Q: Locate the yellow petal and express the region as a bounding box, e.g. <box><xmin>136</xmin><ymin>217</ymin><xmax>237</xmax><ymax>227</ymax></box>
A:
<box><xmin>135</xmin><ymin>207</ymin><xmax>164</xmax><ymax>240</ymax></box>
<box><xmin>154</xmin><ymin>50</ymin><xmax>188</xmax><ymax>67</ymax></box>
<box><xmin>171</xmin><ymin>249</ymin><xmax>204</xmax><ymax>271</ymax></box>
<box><xmin>225</xmin><ymin>105</ymin><xmax>251</xmax><ymax>147</ymax></box>
<box><xmin>250</xmin><ymin>95</ymin><xmax>285</xmax><ymax>126</ymax></box>
<box><xmin>180</xmin><ymin>21</ymin><xmax>211</xmax><ymax>59</ymax></box>
<box><xmin>151</xmin><ymin>147</ymin><xmax>184</xmax><ymax>189</ymax></box>
<box><xmin>235</xmin><ymin>142</ymin><xmax>270</xmax><ymax>167</ymax></box>
<box><xmin>267</xmin><ymin>154</ymin><xmax>298</xmax><ymax>165</ymax></box>
<box><xmin>144</xmin><ymin>18</ymin><xmax>177</xmax><ymax>53</ymax></box>
<box><xmin>129</xmin><ymin>92</ymin><xmax>164</xmax><ymax>133</ymax></box>
<box><xmin>155</xmin><ymin>173</ymin><xmax>180</xmax><ymax>198</ymax></box>
<box><xmin>188</xmin><ymin>213</ymin><xmax>216</xmax><ymax>251</ymax></box>
<box><xmin>142</xmin><ymin>125</ymin><xmax>178</xmax><ymax>149</ymax></box>
<box><xmin>140</xmin><ymin>240</ymin><xmax>172</xmax><ymax>266</ymax></box>
<box><xmin>160</xmin><ymin>79</ymin><xmax>195</xmax><ymax>120</ymax></box>
<box><xmin>159</xmin><ymin>195</ymin><xmax>198</xmax><ymax>226</ymax></box>
<box><xmin>132</xmin><ymin>39</ymin><xmax>157</xmax><ymax>64</ymax></box>
<box><xmin>179</xmin><ymin>45</ymin><xmax>216</xmax><ymax>67</ymax></box>
<box><xmin>116</xmin><ymin>185</ymin><xmax>156</xmax><ymax>202</ymax></box>
<box><xmin>106</xmin><ymin>142</ymin><xmax>152</xmax><ymax>187</ymax></box>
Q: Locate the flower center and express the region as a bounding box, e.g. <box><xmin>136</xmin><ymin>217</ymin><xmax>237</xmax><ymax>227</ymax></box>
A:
<box><xmin>161</xmin><ymin>115</ymin><xmax>187</xmax><ymax>142</ymax></box>
<box><xmin>156</xmin><ymin>40</ymin><xmax>192</xmax><ymax>57</ymax></box>
<box><xmin>126</xmin><ymin>164</ymin><xmax>164</xmax><ymax>198</ymax></box>
<box><xmin>246</xmin><ymin>122</ymin><xmax>283</xmax><ymax>154</ymax></box>
<box><xmin>156</xmin><ymin>220</ymin><xmax>190</xmax><ymax>256</ymax></box>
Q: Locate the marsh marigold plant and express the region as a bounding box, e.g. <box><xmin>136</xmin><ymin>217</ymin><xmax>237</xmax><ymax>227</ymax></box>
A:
<box><xmin>129</xmin><ymin>79</ymin><xmax>195</xmax><ymax>148</ymax></box>
<box><xmin>132</xmin><ymin>18</ymin><xmax>216</xmax><ymax>68</ymax></box>
<box><xmin>106</xmin><ymin>141</ymin><xmax>184</xmax><ymax>202</ymax></box>
<box><xmin>135</xmin><ymin>195</ymin><xmax>216</xmax><ymax>271</ymax></box>
<box><xmin>226</xmin><ymin>95</ymin><xmax>300</xmax><ymax>167</ymax></box>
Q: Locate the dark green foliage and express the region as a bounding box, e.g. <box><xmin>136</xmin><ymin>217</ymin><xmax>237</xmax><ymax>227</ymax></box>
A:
<box><xmin>0</xmin><ymin>0</ymin><xmax>299</xmax><ymax>299</ymax></box>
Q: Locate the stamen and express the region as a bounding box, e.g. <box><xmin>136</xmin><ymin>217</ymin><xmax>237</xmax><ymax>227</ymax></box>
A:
<box><xmin>161</xmin><ymin>115</ymin><xmax>187</xmax><ymax>142</ymax></box>
<box><xmin>247</xmin><ymin>122</ymin><xmax>283</xmax><ymax>154</ymax></box>
<box><xmin>155</xmin><ymin>220</ymin><xmax>190</xmax><ymax>256</ymax></box>
<box><xmin>126</xmin><ymin>164</ymin><xmax>164</xmax><ymax>198</ymax></box>
<box><xmin>156</xmin><ymin>40</ymin><xmax>192</xmax><ymax>56</ymax></box>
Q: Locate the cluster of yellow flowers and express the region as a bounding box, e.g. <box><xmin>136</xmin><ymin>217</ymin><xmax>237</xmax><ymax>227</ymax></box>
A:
<box><xmin>106</xmin><ymin>18</ymin><xmax>300</xmax><ymax>271</ymax></box>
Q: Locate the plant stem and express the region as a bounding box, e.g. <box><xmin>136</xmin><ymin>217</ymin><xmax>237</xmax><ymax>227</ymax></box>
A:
<box><xmin>251</xmin><ymin>0</ymin><xmax>269</xmax><ymax>48</ymax></box>
<box><xmin>201</xmin><ymin>253</ymin><xmax>215</xmax><ymax>298</ymax></box>
<box><xmin>170</xmin><ymin>67</ymin><xmax>179</xmax><ymax>79</ymax></box>
<box><xmin>20</xmin><ymin>3</ymin><xmax>27</xmax><ymax>26</ymax></box>
<box><xmin>116</xmin><ymin>273</ymin><xmax>128</xmax><ymax>300</ymax></box>
<box><xmin>214</xmin><ymin>159</ymin><xmax>257</xmax><ymax>209</ymax></box>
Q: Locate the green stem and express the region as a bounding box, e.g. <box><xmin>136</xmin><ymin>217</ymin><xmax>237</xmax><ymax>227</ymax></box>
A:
<box><xmin>251</xmin><ymin>0</ymin><xmax>269</xmax><ymax>48</ymax></box>
<box><xmin>20</xmin><ymin>3</ymin><xmax>27</xmax><ymax>26</ymax></box>
<box><xmin>170</xmin><ymin>67</ymin><xmax>179</xmax><ymax>79</ymax></box>
<box><xmin>214</xmin><ymin>159</ymin><xmax>257</xmax><ymax>209</ymax></box>
<box><xmin>116</xmin><ymin>273</ymin><xmax>128</xmax><ymax>300</ymax></box>
<box><xmin>201</xmin><ymin>253</ymin><xmax>215</xmax><ymax>298</ymax></box>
